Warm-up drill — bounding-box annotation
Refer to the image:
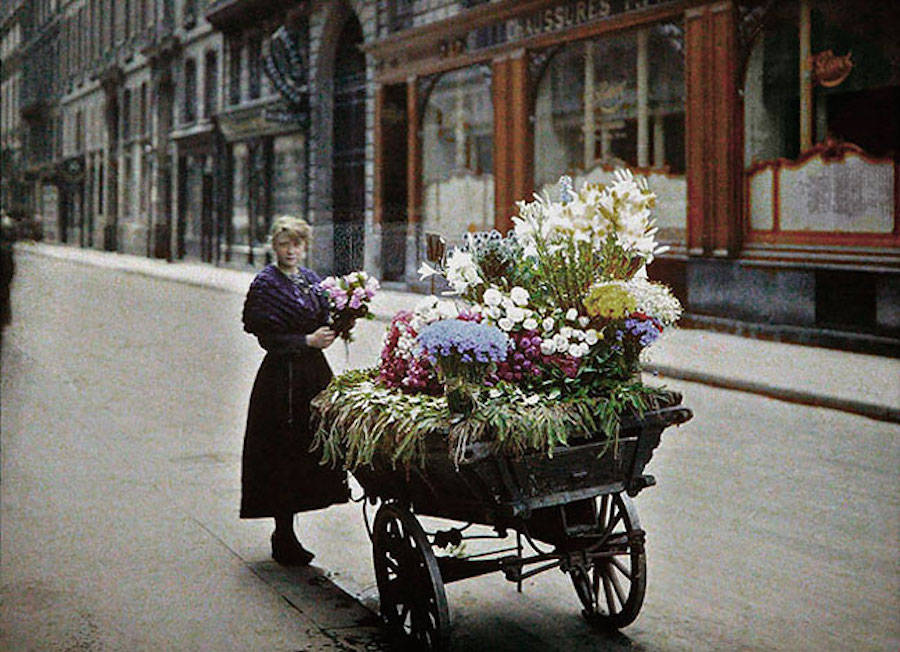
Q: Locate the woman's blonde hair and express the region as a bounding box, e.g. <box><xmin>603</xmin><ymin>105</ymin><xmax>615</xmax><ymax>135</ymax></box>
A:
<box><xmin>269</xmin><ymin>215</ymin><xmax>311</xmax><ymax>245</ymax></box>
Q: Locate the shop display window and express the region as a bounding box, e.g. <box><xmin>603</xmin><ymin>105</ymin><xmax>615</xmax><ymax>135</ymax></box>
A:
<box><xmin>231</xmin><ymin>142</ymin><xmax>249</xmax><ymax>246</ymax></box>
<box><xmin>532</xmin><ymin>23</ymin><xmax>686</xmax><ymax>246</ymax></box>
<box><xmin>421</xmin><ymin>65</ymin><xmax>494</xmax><ymax>246</ymax></box>
<box><xmin>272</xmin><ymin>134</ymin><xmax>305</xmax><ymax>217</ymax></box>
<box><xmin>743</xmin><ymin>0</ymin><xmax>899</xmax><ymax>240</ymax></box>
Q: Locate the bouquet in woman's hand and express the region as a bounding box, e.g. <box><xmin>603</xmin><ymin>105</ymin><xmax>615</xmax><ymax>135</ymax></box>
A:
<box><xmin>318</xmin><ymin>271</ymin><xmax>380</xmax><ymax>341</ymax></box>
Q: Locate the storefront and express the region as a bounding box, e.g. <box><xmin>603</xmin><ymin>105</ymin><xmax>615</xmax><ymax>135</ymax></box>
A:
<box><xmin>217</xmin><ymin>103</ymin><xmax>308</xmax><ymax>267</ymax></box>
<box><xmin>367</xmin><ymin>0</ymin><xmax>898</xmax><ymax>351</ymax></box>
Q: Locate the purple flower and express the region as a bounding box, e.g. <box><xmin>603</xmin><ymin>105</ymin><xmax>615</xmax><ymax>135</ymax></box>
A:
<box><xmin>417</xmin><ymin>320</ymin><xmax>509</xmax><ymax>366</ymax></box>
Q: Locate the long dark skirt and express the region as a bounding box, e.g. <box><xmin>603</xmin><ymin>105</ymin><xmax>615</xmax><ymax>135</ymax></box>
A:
<box><xmin>240</xmin><ymin>349</ymin><xmax>349</xmax><ymax>518</ymax></box>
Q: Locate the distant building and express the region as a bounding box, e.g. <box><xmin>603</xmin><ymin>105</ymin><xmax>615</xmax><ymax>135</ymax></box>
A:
<box><xmin>1</xmin><ymin>1</ymin><xmax>26</xmax><ymax>220</ymax></box>
<box><xmin>3</xmin><ymin>0</ymin><xmax>899</xmax><ymax>353</ymax></box>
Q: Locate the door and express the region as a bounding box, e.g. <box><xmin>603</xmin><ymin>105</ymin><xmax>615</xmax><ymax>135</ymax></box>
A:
<box><xmin>332</xmin><ymin>15</ymin><xmax>366</xmax><ymax>275</ymax></box>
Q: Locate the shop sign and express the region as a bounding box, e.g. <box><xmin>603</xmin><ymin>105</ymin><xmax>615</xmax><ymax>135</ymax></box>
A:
<box><xmin>809</xmin><ymin>50</ymin><xmax>853</xmax><ymax>88</ymax></box>
<box><xmin>466</xmin><ymin>0</ymin><xmax>676</xmax><ymax>51</ymax></box>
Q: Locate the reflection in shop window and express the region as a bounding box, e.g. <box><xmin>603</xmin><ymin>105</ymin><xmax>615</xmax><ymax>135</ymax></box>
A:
<box><xmin>533</xmin><ymin>23</ymin><xmax>686</xmax><ymax>245</ymax></box>
<box><xmin>743</xmin><ymin>0</ymin><xmax>899</xmax><ymax>236</ymax></box>
<box><xmin>421</xmin><ymin>65</ymin><xmax>493</xmax><ymax>247</ymax></box>
<box><xmin>232</xmin><ymin>142</ymin><xmax>249</xmax><ymax>246</ymax></box>
<box><xmin>272</xmin><ymin>134</ymin><xmax>305</xmax><ymax>217</ymax></box>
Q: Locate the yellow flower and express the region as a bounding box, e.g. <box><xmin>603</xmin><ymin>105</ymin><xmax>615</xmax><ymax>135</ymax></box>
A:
<box><xmin>584</xmin><ymin>282</ymin><xmax>636</xmax><ymax>320</ymax></box>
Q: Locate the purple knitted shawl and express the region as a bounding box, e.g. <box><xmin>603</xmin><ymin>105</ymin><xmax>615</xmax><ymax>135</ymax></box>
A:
<box><xmin>242</xmin><ymin>264</ymin><xmax>329</xmax><ymax>336</ymax></box>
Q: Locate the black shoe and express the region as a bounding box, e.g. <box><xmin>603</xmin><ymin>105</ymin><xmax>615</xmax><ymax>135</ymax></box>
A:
<box><xmin>271</xmin><ymin>533</ymin><xmax>315</xmax><ymax>566</ymax></box>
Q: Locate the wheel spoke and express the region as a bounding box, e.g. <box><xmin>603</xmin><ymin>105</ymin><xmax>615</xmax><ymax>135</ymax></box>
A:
<box><xmin>609</xmin><ymin>555</ymin><xmax>633</xmax><ymax>580</ymax></box>
<box><xmin>599</xmin><ymin>511</ymin><xmax>624</xmax><ymax>543</ymax></box>
<box><xmin>599</xmin><ymin>495</ymin><xmax>610</xmax><ymax>527</ymax></box>
<box><xmin>601</xmin><ymin>569</ymin><xmax>617</xmax><ymax>615</ymax></box>
<box><xmin>604</xmin><ymin>562</ymin><xmax>627</xmax><ymax>606</ymax></box>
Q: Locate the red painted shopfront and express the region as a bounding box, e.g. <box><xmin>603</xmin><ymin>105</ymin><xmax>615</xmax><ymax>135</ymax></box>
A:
<box><xmin>367</xmin><ymin>0</ymin><xmax>899</xmax><ymax>353</ymax></box>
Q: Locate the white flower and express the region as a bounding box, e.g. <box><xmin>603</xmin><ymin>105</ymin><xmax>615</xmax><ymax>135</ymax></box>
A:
<box><xmin>445</xmin><ymin>249</ymin><xmax>482</xmax><ymax>294</ymax></box>
<box><xmin>489</xmin><ymin>388</ymin><xmax>503</xmax><ymax>399</ymax></box>
<box><xmin>542</xmin><ymin>317</ymin><xmax>556</xmax><ymax>332</ymax></box>
<box><xmin>482</xmin><ymin>287</ymin><xmax>503</xmax><ymax>307</ymax></box>
<box><xmin>523</xmin><ymin>317</ymin><xmax>538</xmax><ymax>331</ymax></box>
<box><xmin>414</xmin><ymin>295</ymin><xmax>439</xmax><ymax>313</ymax></box>
<box><xmin>571</xmin><ymin>329</ymin><xmax>585</xmax><ymax>341</ymax></box>
<box><xmin>522</xmin><ymin>394</ymin><xmax>541</xmax><ymax>406</ymax></box>
<box><xmin>565</xmin><ymin>308</ymin><xmax>578</xmax><ymax>322</ymax></box>
<box><xmin>585</xmin><ymin>329</ymin><xmax>599</xmax><ymax>345</ymax></box>
<box><xmin>510</xmin><ymin>286</ymin><xmax>529</xmax><ymax>306</ymax></box>
<box><xmin>578</xmin><ymin>316</ymin><xmax>590</xmax><ymax>328</ymax></box>
<box><xmin>567</xmin><ymin>343</ymin><xmax>583</xmax><ymax>357</ymax></box>
<box><xmin>560</xmin><ymin>326</ymin><xmax>572</xmax><ymax>339</ymax></box>
<box><xmin>540</xmin><ymin>340</ymin><xmax>556</xmax><ymax>355</ymax></box>
<box><xmin>436</xmin><ymin>300</ymin><xmax>459</xmax><ymax>319</ymax></box>
<box><xmin>417</xmin><ymin>261</ymin><xmax>440</xmax><ymax>280</ymax></box>
<box><xmin>498</xmin><ymin>317</ymin><xmax>514</xmax><ymax>332</ymax></box>
<box><xmin>506</xmin><ymin>306</ymin><xmax>526</xmax><ymax>323</ymax></box>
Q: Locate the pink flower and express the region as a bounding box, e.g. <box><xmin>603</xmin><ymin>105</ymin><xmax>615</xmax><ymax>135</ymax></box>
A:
<box><xmin>331</xmin><ymin>288</ymin><xmax>348</xmax><ymax>310</ymax></box>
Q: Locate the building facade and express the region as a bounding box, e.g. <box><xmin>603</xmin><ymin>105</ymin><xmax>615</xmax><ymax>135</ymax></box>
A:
<box><xmin>3</xmin><ymin>0</ymin><xmax>898</xmax><ymax>353</ymax></box>
<box><xmin>1</xmin><ymin>1</ymin><xmax>26</xmax><ymax>221</ymax></box>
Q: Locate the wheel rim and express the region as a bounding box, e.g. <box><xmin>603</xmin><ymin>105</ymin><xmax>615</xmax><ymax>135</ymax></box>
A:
<box><xmin>571</xmin><ymin>492</ymin><xmax>647</xmax><ymax>629</ymax></box>
<box><xmin>373</xmin><ymin>503</ymin><xmax>450</xmax><ymax>649</ymax></box>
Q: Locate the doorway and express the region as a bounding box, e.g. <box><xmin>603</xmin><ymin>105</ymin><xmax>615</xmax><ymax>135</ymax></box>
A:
<box><xmin>332</xmin><ymin>15</ymin><xmax>366</xmax><ymax>275</ymax></box>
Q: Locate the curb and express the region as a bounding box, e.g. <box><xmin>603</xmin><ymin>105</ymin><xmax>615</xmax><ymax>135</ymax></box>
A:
<box><xmin>16</xmin><ymin>242</ymin><xmax>900</xmax><ymax>424</ymax></box>
<box><xmin>651</xmin><ymin>365</ymin><xmax>900</xmax><ymax>424</ymax></box>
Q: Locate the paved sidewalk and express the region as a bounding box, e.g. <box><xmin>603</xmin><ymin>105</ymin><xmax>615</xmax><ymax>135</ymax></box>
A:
<box><xmin>15</xmin><ymin>241</ymin><xmax>900</xmax><ymax>423</ymax></box>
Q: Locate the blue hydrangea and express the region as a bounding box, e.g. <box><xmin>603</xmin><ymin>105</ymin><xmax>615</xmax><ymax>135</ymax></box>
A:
<box><xmin>417</xmin><ymin>319</ymin><xmax>509</xmax><ymax>365</ymax></box>
<box><xmin>625</xmin><ymin>317</ymin><xmax>662</xmax><ymax>347</ymax></box>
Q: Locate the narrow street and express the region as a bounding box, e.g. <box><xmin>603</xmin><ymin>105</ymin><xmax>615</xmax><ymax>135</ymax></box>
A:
<box><xmin>2</xmin><ymin>252</ymin><xmax>898</xmax><ymax>651</ymax></box>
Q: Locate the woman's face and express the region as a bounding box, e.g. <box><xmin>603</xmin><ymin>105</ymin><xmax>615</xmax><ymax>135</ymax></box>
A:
<box><xmin>272</xmin><ymin>233</ymin><xmax>306</xmax><ymax>271</ymax></box>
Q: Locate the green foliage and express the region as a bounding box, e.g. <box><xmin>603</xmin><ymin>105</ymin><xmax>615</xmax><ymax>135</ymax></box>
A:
<box><xmin>311</xmin><ymin>368</ymin><xmax>669</xmax><ymax>470</ymax></box>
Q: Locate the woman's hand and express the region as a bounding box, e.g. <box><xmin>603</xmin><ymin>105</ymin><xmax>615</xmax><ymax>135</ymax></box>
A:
<box><xmin>306</xmin><ymin>326</ymin><xmax>337</xmax><ymax>349</ymax></box>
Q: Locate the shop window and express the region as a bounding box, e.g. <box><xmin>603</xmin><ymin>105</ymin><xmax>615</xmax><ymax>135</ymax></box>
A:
<box><xmin>387</xmin><ymin>0</ymin><xmax>413</xmax><ymax>33</ymax></box>
<box><xmin>204</xmin><ymin>50</ymin><xmax>217</xmax><ymax>118</ymax></box>
<box><xmin>140</xmin><ymin>82</ymin><xmax>147</xmax><ymax>135</ymax></box>
<box><xmin>232</xmin><ymin>142</ymin><xmax>250</xmax><ymax>246</ymax></box>
<box><xmin>421</xmin><ymin>65</ymin><xmax>494</xmax><ymax>246</ymax></box>
<box><xmin>271</xmin><ymin>134</ymin><xmax>305</xmax><ymax>217</ymax></box>
<box><xmin>533</xmin><ymin>23</ymin><xmax>686</xmax><ymax>245</ymax></box>
<box><xmin>248</xmin><ymin>37</ymin><xmax>262</xmax><ymax>100</ymax></box>
<box><xmin>122</xmin><ymin>88</ymin><xmax>131</xmax><ymax>140</ymax></box>
<box><xmin>229</xmin><ymin>41</ymin><xmax>241</xmax><ymax>106</ymax></box>
<box><xmin>743</xmin><ymin>0</ymin><xmax>899</xmax><ymax>241</ymax></box>
<box><xmin>183</xmin><ymin>58</ymin><xmax>197</xmax><ymax>124</ymax></box>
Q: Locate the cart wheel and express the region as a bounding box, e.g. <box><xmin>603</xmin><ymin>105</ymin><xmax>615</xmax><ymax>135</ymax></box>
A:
<box><xmin>569</xmin><ymin>492</ymin><xmax>646</xmax><ymax>629</ymax></box>
<box><xmin>372</xmin><ymin>502</ymin><xmax>450</xmax><ymax>650</ymax></box>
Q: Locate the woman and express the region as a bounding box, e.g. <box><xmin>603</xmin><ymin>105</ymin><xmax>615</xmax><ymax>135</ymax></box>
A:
<box><xmin>240</xmin><ymin>215</ymin><xmax>349</xmax><ymax>565</ymax></box>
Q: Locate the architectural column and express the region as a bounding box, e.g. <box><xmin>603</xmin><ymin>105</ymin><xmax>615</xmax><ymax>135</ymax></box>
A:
<box><xmin>493</xmin><ymin>52</ymin><xmax>529</xmax><ymax>233</ymax></box>
<box><xmin>583</xmin><ymin>41</ymin><xmax>595</xmax><ymax>170</ymax></box>
<box><xmin>405</xmin><ymin>76</ymin><xmax>420</xmax><ymax>283</ymax></box>
<box><xmin>798</xmin><ymin>0</ymin><xmax>812</xmax><ymax>151</ymax></box>
<box><xmin>653</xmin><ymin>113</ymin><xmax>665</xmax><ymax>169</ymax></box>
<box><xmin>636</xmin><ymin>28</ymin><xmax>649</xmax><ymax>168</ymax></box>
<box><xmin>685</xmin><ymin>1</ymin><xmax>741</xmax><ymax>256</ymax></box>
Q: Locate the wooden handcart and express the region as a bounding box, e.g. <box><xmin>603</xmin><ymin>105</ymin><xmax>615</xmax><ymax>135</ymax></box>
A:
<box><xmin>344</xmin><ymin>391</ymin><xmax>692</xmax><ymax>649</ymax></box>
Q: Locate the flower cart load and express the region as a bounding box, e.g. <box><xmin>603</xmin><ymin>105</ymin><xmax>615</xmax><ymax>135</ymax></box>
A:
<box><xmin>310</xmin><ymin>172</ymin><xmax>693</xmax><ymax>649</ymax></box>
<box><xmin>313</xmin><ymin>370</ymin><xmax>690</xmax><ymax>534</ymax></box>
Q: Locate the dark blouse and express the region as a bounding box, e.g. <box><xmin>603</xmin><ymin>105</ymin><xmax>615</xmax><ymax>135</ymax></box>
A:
<box><xmin>242</xmin><ymin>264</ymin><xmax>329</xmax><ymax>354</ymax></box>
